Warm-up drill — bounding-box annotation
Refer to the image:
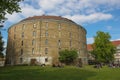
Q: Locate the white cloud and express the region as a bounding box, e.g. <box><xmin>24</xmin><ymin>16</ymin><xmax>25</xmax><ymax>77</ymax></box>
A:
<box><xmin>21</xmin><ymin>4</ymin><xmax>44</xmax><ymax>18</ymax></box>
<box><xmin>87</xmin><ymin>37</ymin><xmax>94</xmax><ymax>44</ymax></box>
<box><xmin>5</xmin><ymin>0</ymin><xmax>119</xmax><ymax>24</ymax></box>
<box><xmin>106</xmin><ymin>26</ymin><xmax>112</xmax><ymax>30</ymax></box>
<box><xmin>64</xmin><ymin>13</ymin><xmax>113</xmax><ymax>24</ymax></box>
<box><xmin>5</xmin><ymin>13</ymin><xmax>23</xmax><ymax>23</ymax></box>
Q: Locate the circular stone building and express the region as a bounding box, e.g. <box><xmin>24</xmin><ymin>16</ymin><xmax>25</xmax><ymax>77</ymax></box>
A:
<box><xmin>6</xmin><ymin>15</ymin><xmax>87</xmax><ymax>65</ymax></box>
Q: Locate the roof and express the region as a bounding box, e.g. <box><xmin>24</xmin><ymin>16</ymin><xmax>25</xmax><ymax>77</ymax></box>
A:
<box><xmin>87</xmin><ymin>40</ymin><xmax>120</xmax><ymax>51</ymax></box>
<box><xmin>21</xmin><ymin>15</ymin><xmax>75</xmax><ymax>23</ymax></box>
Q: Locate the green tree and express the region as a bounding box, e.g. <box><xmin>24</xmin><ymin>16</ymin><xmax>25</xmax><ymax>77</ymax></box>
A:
<box><xmin>59</xmin><ymin>49</ymin><xmax>78</xmax><ymax>65</ymax></box>
<box><xmin>0</xmin><ymin>0</ymin><xmax>22</xmax><ymax>21</ymax></box>
<box><xmin>0</xmin><ymin>32</ymin><xmax>4</xmax><ymax>58</ymax></box>
<box><xmin>91</xmin><ymin>31</ymin><xmax>116</xmax><ymax>63</ymax></box>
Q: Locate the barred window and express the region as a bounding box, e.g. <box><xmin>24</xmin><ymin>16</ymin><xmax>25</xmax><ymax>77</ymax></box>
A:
<box><xmin>32</xmin><ymin>39</ymin><xmax>35</xmax><ymax>45</ymax></box>
<box><xmin>45</xmin><ymin>39</ymin><xmax>48</xmax><ymax>45</ymax></box>
<box><xmin>32</xmin><ymin>48</ymin><xmax>34</xmax><ymax>54</ymax></box>
<box><xmin>45</xmin><ymin>48</ymin><xmax>48</xmax><ymax>54</ymax></box>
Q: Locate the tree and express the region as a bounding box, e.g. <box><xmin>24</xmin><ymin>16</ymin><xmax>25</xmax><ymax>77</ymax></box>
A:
<box><xmin>59</xmin><ymin>49</ymin><xmax>78</xmax><ymax>65</ymax></box>
<box><xmin>0</xmin><ymin>32</ymin><xmax>4</xmax><ymax>58</ymax></box>
<box><xmin>0</xmin><ymin>0</ymin><xmax>23</xmax><ymax>26</ymax></box>
<box><xmin>91</xmin><ymin>31</ymin><xmax>116</xmax><ymax>63</ymax></box>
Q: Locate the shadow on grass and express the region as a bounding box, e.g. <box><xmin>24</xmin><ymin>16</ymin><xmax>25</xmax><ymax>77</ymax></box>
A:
<box><xmin>0</xmin><ymin>66</ymin><xmax>96</xmax><ymax>80</ymax></box>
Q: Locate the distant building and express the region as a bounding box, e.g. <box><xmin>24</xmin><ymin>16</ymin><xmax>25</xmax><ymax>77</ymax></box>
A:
<box><xmin>87</xmin><ymin>40</ymin><xmax>120</xmax><ymax>62</ymax></box>
<box><xmin>0</xmin><ymin>58</ymin><xmax>5</xmax><ymax>67</ymax></box>
<box><xmin>6</xmin><ymin>15</ymin><xmax>88</xmax><ymax>66</ymax></box>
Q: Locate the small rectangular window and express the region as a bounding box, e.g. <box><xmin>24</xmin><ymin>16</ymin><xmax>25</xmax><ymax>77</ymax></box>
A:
<box><xmin>45</xmin><ymin>31</ymin><xmax>48</xmax><ymax>37</ymax></box>
<box><xmin>20</xmin><ymin>58</ymin><xmax>23</xmax><ymax>63</ymax></box>
<box><xmin>22</xmin><ymin>24</ymin><xmax>25</xmax><ymax>30</ymax></box>
<box><xmin>45</xmin><ymin>48</ymin><xmax>48</xmax><ymax>54</ymax></box>
<box><xmin>45</xmin><ymin>39</ymin><xmax>48</xmax><ymax>45</ymax></box>
<box><xmin>14</xmin><ymin>34</ymin><xmax>16</xmax><ymax>39</ymax></box>
<box><xmin>21</xmin><ymin>49</ymin><xmax>23</xmax><ymax>55</ymax></box>
<box><xmin>33</xmin><ymin>31</ymin><xmax>36</xmax><ymax>36</ymax></box>
<box><xmin>33</xmin><ymin>24</ymin><xmax>36</xmax><ymax>28</ymax></box>
<box><xmin>32</xmin><ymin>48</ymin><xmax>34</xmax><ymax>54</ymax></box>
<box><xmin>58</xmin><ymin>40</ymin><xmax>61</xmax><ymax>46</ymax></box>
<box><xmin>21</xmin><ymin>32</ymin><xmax>24</xmax><ymax>38</ymax></box>
<box><xmin>70</xmin><ymin>40</ymin><xmax>72</xmax><ymax>47</ymax></box>
<box><xmin>32</xmin><ymin>39</ymin><xmax>35</xmax><ymax>45</ymax></box>
<box><xmin>58</xmin><ymin>24</ymin><xmax>61</xmax><ymax>30</ymax></box>
<box><xmin>46</xmin><ymin>22</ymin><xmax>48</xmax><ymax>29</ymax></box>
<box><xmin>21</xmin><ymin>41</ymin><xmax>23</xmax><ymax>46</ymax></box>
<box><xmin>45</xmin><ymin>58</ymin><xmax>48</xmax><ymax>62</ymax></box>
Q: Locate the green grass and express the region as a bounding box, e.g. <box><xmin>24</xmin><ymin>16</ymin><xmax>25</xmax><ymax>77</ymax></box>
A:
<box><xmin>0</xmin><ymin>66</ymin><xmax>120</xmax><ymax>80</ymax></box>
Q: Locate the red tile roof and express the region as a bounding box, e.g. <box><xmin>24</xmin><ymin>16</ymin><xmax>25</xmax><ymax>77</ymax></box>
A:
<box><xmin>87</xmin><ymin>40</ymin><xmax>120</xmax><ymax>51</ymax></box>
<box><xmin>21</xmin><ymin>15</ymin><xmax>75</xmax><ymax>23</ymax></box>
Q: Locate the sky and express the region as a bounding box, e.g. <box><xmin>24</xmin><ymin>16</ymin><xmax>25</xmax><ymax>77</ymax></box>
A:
<box><xmin>1</xmin><ymin>0</ymin><xmax>120</xmax><ymax>49</ymax></box>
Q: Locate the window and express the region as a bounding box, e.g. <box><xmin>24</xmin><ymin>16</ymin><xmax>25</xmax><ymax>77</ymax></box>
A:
<box><xmin>58</xmin><ymin>24</ymin><xmax>61</xmax><ymax>30</ymax></box>
<box><xmin>21</xmin><ymin>32</ymin><xmax>24</xmax><ymax>38</ymax></box>
<box><xmin>21</xmin><ymin>41</ymin><xmax>23</xmax><ymax>46</ymax></box>
<box><xmin>45</xmin><ymin>48</ymin><xmax>48</xmax><ymax>54</ymax></box>
<box><xmin>69</xmin><ymin>32</ymin><xmax>72</xmax><ymax>39</ymax></box>
<box><xmin>45</xmin><ymin>31</ymin><xmax>48</xmax><ymax>37</ymax></box>
<box><xmin>70</xmin><ymin>40</ymin><xmax>72</xmax><ymax>47</ymax></box>
<box><xmin>32</xmin><ymin>48</ymin><xmax>34</xmax><ymax>54</ymax></box>
<box><xmin>33</xmin><ymin>31</ymin><xmax>36</xmax><ymax>36</ymax></box>
<box><xmin>14</xmin><ymin>27</ymin><xmax>16</xmax><ymax>32</ymax></box>
<box><xmin>14</xmin><ymin>34</ymin><xmax>16</xmax><ymax>39</ymax></box>
<box><xmin>45</xmin><ymin>58</ymin><xmax>48</xmax><ymax>62</ymax></box>
<box><xmin>32</xmin><ymin>39</ymin><xmax>35</xmax><ymax>45</ymax></box>
<box><xmin>46</xmin><ymin>22</ymin><xmax>48</xmax><ymax>29</ymax></box>
<box><xmin>21</xmin><ymin>49</ymin><xmax>23</xmax><ymax>55</ymax></box>
<box><xmin>20</xmin><ymin>58</ymin><xmax>23</xmax><ymax>63</ymax></box>
<box><xmin>59</xmin><ymin>32</ymin><xmax>61</xmax><ymax>37</ymax></box>
<box><xmin>45</xmin><ymin>39</ymin><xmax>48</xmax><ymax>45</ymax></box>
<box><xmin>22</xmin><ymin>24</ymin><xmax>25</xmax><ymax>30</ymax></box>
<box><xmin>33</xmin><ymin>23</ymin><xmax>36</xmax><ymax>28</ymax></box>
<box><xmin>58</xmin><ymin>40</ymin><xmax>61</xmax><ymax>46</ymax></box>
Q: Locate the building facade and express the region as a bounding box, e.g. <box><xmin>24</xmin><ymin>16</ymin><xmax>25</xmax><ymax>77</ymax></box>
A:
<box><xmin>6</xmin><ymin>15</ymin><xmax>87</xmax><ymax>65</ymax></box>
<box><xmin>87</xmin><ymin>40</ymin><xmax>120</xmax><ymax>63</ymax></box>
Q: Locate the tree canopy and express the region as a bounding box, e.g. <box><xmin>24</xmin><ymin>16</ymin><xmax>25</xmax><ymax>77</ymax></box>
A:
<box><xmin>91</xmin><ymin>31</ymin><xmax>116</xmax><ymax>63</ymax></box>
<box><xmin>0</xmin><ymin>0</ymin><xmax>22</xmax><ymax>21</ymax></box>
<box><xmin>0</xmin><ymin>32</ymin><xmax>4</xmax><ymax>58</ymax></box>
<box><xmin>59</xmin><ymin>49</ymin><xmax>78</xmax><ymax>65</ymax></box>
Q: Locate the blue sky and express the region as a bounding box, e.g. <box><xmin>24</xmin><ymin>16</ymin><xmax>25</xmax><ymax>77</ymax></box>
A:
<box><xmin>1</xmin><ymin>0</ymin><xmax>120</xmax><ymax>49</ymax></box>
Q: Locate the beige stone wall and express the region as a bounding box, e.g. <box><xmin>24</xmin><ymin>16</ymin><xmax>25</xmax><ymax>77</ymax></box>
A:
<box><xmin>6</xmin><ymin>18</ymin><xmax>87</xmax><ymax>65</ymax></box>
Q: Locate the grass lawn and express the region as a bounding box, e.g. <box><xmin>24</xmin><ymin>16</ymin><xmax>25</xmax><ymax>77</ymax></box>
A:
<box><xmin>0</xmin><ymin>65</ymin><xmax>120</xmax><ymax>80</ymax></box>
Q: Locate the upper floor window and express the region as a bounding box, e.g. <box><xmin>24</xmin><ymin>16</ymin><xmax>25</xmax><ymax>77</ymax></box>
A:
<box><xmin>21</xmin><ymin>32</ymin><xmax>24</xmax><ymax>38</ymax></box>
<box><xmin>45</xmin><ymin>31</ymin><xmax>48</xmax><ymax>37</ymax></box>
<box><xmin>33</xmin><ymin>31</ymin><xmax>36</xmax><ymax>36</ymax></box>
<box><xmin>14</xmin><ymin>27</ymin><xmax>16</xmax><ymax>32</ymax></box>
<box><xmin>32</xmin><ymin>48</ymin><xmax>34</xmax><ymax>54</ymax></box>
<box><xmin>14</xmin><ymin>34</ymin><xmax>16</xmax><ymax>39</ymax></box>
<box><xmin>33</xmin><ymin>23</ymin><xmax>36</xmax><ymax>28</ymax></box>
<box><xmin>58</xmin><ymin>24</ymin><xmax>61</xmax><ymax>30</ymax></box>
<box><xmin>46</xmin><ymin>22</ymin><xmax>48</xmax><ymax>29</ymax></box>
<box><xmin>69</xmin><ymin>32</ymin><xmax>72</xmax><ymax>39</ymax></box>
<box><xmin>21</xmin><ymin>41</ymin><xmax>23</xmax><ymax>46</ymax></box>
<box><xmin>58</xmin><ymin>40</ymin><xmax>61</xmax><ymax>46</ymax></box>
<box><xmin>22</xmin><ymin>24</ymin><xmax>25</xmax><ymax>30</ymax></box>
<box><xmin>32</xmin><ymin>39</ymin><xmax>35</xmax><ymax>45</ymax></box>
<box><xmin>45</xmin><ymin>39</ymin><xmax>48</xmax><ymax>45</ymax></box>
<box><xmin>70</xmin><ymin>40</ymin><xmax>72</xmax><ymax>47</ymax></box>
<box><xmin>21</xmin><ymin>49</ymin><xmax>23</xmax><ymax>55</ymax></box>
